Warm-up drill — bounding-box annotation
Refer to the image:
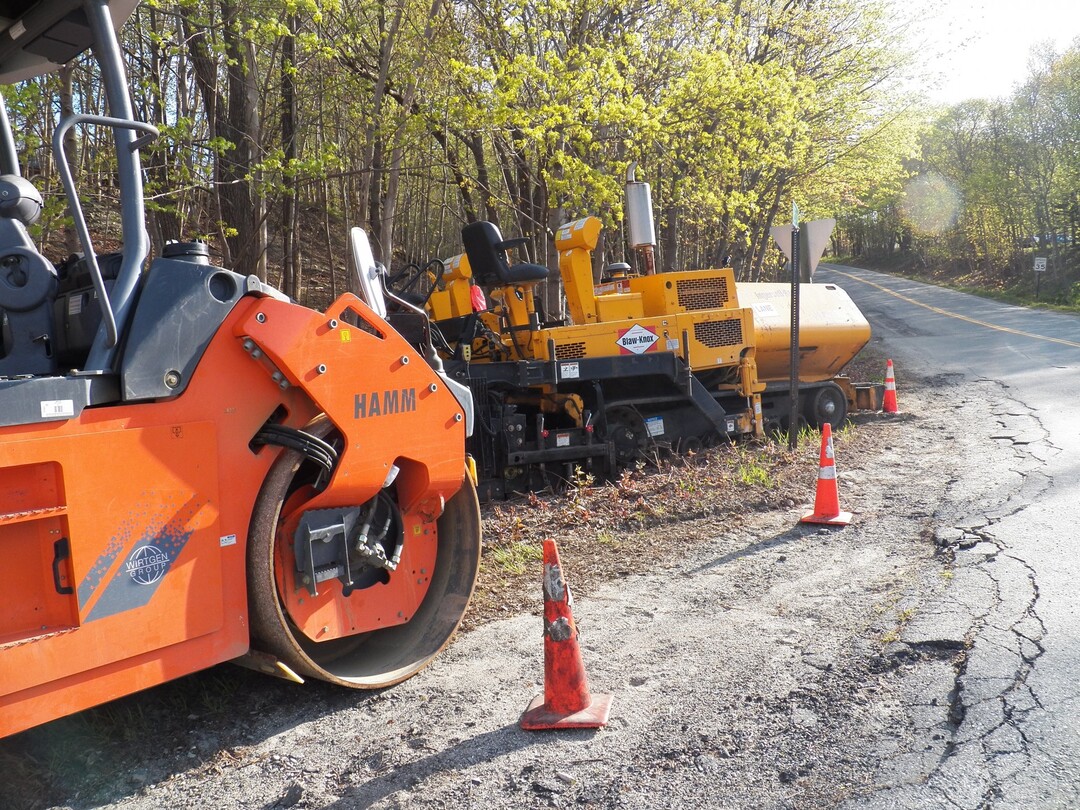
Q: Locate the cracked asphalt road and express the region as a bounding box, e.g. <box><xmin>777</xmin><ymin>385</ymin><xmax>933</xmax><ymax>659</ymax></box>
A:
<box><xmin>822</xmin><ymin>265</ymin><xmax>1080</xmax><ymax>809</ymax></box>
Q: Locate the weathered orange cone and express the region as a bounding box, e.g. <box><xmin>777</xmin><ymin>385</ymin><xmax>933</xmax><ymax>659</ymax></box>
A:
<box><xmin>800</xmin><ymin>423</ymin><xmax>852</xmax><ymax>526</ymax></box>
<box><xmin>520</xmin><ymin>539</ymin><xmax>613</xmax><ymax>730</ymax></box>
<box><xmin>882</xmin><ymin>359</ymin><xmax>899</xmax><ymax>413</ymax></box>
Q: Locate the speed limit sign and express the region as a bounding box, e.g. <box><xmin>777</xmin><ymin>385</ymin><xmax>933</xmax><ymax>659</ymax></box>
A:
<box><xmin>1034</xmin><ymin>256</ymin><xmax>1048</xmax><ymax>272</ymax></box>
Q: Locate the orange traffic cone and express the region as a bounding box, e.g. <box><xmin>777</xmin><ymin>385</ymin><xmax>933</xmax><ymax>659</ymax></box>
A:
<box><xmin>520</xmin><ymin>539</ymin><xmax>613</xmax><ymax>730</ymax></box>
<box><xmin>882</xmin><ymin>359</ymin><xmax>899</xmax><ymax>413</ymax></box>
<box><xmin>800</xmin><ymin>423</ymin><xmax>852</xmax><ymax>526</ymax></box>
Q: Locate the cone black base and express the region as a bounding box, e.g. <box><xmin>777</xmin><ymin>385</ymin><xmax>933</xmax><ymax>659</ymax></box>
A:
<box><xmin>520</xmin><ymin>692</ymin><xmax>613</xmax><ymax>730</ymax></box>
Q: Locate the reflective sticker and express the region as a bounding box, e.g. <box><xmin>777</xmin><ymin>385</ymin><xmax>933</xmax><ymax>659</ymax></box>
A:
<box><xmin>546</xmin><ymin>616</ymin><xmax>573</xmax><ymax>641</ymax></box>
<box><xmin>543</xmin><ymin>562</ymin><xmax>565</xmax><ymax>602</ymax></box>
<box><xmin>83</xmin><ymin>500</ymin><xmax>200</xmax><ymax>622</ymax></box>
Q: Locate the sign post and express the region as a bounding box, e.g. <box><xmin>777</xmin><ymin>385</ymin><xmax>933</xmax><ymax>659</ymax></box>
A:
<box><xmin>788</xmin><ymin>207</ymin><xmax>800</xmax><ymax>450</ymax></box>
<box><xmin>771</xmin><ymin>212</ymin><xmax>837</xmax><ymax>450</ymax></box>
<box><xmin>1034</xmin><ymin>256</ymin><xmax>1047</xmax><ymax>301</ymax></box>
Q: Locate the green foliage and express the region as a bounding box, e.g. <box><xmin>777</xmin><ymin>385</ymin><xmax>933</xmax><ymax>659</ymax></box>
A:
<box><xmin>5</xmin><ymin>0</ymin><xmax>929</xmax><ymax>291</ymax></box>
<box><xmin>846</xmin><ymin>42</ymin><xmax>1080</xmax><ymax>292</ymax></box>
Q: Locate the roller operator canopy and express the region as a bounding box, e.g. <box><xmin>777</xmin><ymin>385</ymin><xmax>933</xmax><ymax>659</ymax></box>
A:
<box><xmin>0</xmin><ymin>0</ymin><xmax>138</xmax><ymax>84</ymax></box>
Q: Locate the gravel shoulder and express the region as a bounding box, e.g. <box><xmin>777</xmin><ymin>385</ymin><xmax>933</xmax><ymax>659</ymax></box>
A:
<box><xmin>3</xmin><ymin>367</ymin><xmax>973</xmax><ymax>810</ymax></box>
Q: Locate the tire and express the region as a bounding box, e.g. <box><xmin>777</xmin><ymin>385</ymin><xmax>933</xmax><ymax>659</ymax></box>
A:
<box><xmin>246</xmin><ymin>416</ymin><xmax>482</xmax><ymax>688</ymax></box>
<box><xmin>604</xmin><ymin>405</ymin><xmax>648</xmax><ymax>467</ymax></box>
<box><xmin>803</xmin><ymin>382</ymin><xmax>848</xmax><ymax>431</ymax></box>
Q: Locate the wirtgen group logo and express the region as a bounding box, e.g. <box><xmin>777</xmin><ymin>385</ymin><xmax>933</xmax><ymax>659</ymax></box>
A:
<box><xmin>126</xmin><ymin>544</ymin><xmax>170</xmax><ymax>585</ymax></box>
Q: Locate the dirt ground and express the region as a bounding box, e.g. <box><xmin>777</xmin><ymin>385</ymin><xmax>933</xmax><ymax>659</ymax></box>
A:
<box><xmin>1</xmin><ymin>356</ymin><xmax>969</xmax><ymax>810</ymax></box>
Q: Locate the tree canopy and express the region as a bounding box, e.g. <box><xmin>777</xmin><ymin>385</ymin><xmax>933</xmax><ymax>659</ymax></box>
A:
<box><xmin>835</xmin><ymin>39</ymin><xmax>1080</xmax><ymax>305</ymax></box>
<box><xmin>6</xmin><ymin>0</ymin><xmax>935</xmax><ymax>305</ymax></box>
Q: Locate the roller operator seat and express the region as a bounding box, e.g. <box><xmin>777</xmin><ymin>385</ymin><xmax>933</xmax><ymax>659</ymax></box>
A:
<box><xmin>0</xmin><ymin>174</ymin><xmax>59</xmax><ymax>376</ymax></box>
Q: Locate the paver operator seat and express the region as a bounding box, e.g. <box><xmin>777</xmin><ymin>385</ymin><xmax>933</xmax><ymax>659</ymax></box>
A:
<box><xmin>461</xmin><ymin>220</ymin><xmax>549</xmax><ymax>343</ymax></box>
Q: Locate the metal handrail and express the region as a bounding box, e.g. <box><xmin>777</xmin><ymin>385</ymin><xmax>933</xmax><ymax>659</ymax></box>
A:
<box><xmin>51</xmin><ymin>113</ymin><xmax>158</xmax><ymax>350</ymax></box>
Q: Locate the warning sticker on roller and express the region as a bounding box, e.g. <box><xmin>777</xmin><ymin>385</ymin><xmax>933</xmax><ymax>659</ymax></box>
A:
<box><xmin>616</xmin><ymin>324</ymin><xmax>659</xmax><ymax>355</ymax></box>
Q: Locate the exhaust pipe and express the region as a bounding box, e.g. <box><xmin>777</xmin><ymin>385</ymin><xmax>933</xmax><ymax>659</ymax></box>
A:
<box><xmin>625</xmin><ymin>162</ymin><xmax>657</xmax><ymax>275</ymax></box>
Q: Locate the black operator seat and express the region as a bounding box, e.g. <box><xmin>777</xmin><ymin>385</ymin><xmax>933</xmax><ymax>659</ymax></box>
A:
<box><xmin>0</xmin><ymin>174</ymin><xmax>43</xmax><ymax>226</ymax></box>
<box><xmin>461</xmin><ymin>221</ymin><xmax>550</xmax><ymax>288</ymax></box>
<box><xmin>0</xmin><ymin>173</ymin><xmax>59</xmax><ymax>376</ymax></box>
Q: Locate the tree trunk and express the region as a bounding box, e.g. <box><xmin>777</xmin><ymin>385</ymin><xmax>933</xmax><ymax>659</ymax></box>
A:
<box><xmin>181</xmin><ymin>5</ymin><xmax>230</xmax><ymax>264</ymax></box>
<box><xmin>219</xmin><ymin>2</ymin><xmax>266</xmax><ymax>279</ymax></box>
<box><xmin>380</xmin><ymin>0</ymin><xmax>445</xmax><ymax>266</ymax></box>
<box><xmin>142</xmin><ymin>7</ymin><xmax>181</xmax><ymax>253</ymax></box>
<box><xmin>281</xmin><ymin>13</ymin><xmax>300</xmax><ymax>298</ymax></box>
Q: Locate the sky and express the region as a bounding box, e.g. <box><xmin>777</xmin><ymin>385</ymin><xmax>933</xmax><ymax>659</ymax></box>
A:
<box><xmin>907</xmin><ymin>0</ymin><xmax>1080</xmax><ymax>104</ymax></box>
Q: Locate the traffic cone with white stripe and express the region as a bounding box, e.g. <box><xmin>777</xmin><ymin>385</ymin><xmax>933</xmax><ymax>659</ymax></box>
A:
<box><xmin>882</xmin><ymin>359</ymin><xmax>899</xmax><ymax>413</ymax></box>
<box><xmin>520</xmin><ymin>538</ymin><xmax>613</xmax><ymax>730</ymax></box>
<box><xmin>800</xmin><ymin>423</ymin><xmax>852</xmax><ymax>526</ymax></box>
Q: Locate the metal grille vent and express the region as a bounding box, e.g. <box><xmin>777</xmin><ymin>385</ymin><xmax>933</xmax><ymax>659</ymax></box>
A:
<box><xmin>694</xmin><ymin>319</ymin><xmax>743</xmax><ymax>348</ymax></box>
<box><xmin>676</xmin><ymin>277</ymin><xmax>730</xmax><ymax>310</ymax></box>
<box><xmin>555</xmin><ymin>342</ymin><xmax>586</xmax><ymax>360</ymax></box>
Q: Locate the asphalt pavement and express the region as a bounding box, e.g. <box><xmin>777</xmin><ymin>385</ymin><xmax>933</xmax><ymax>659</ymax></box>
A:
<box><xmin>820</xmin><ymin>263</ymin><xmax>1080</xmax><ymax>809</ymax></box>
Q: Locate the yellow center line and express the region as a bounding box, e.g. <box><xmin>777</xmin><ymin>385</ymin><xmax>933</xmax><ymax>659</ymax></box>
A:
<box><xmin>825</xmin><ymin>266</ymin><xmax>1080</xmax><ymax>350</ymax></box>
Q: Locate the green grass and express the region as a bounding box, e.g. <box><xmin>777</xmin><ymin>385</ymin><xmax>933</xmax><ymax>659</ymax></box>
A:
<box><xmin>488</xmin><ymin>542</ymin><xmax>543</xmax><ymax>575</ymax></box>
<box><xmin>596</xmin><ymin>530</ymin><xmax>620</xmax><ymax>546</ymax></box>
<box><xmin>736</xmin><ymin>462</ymin><xmax>773</xmax><ymax>487</ymax></box>
<box><xmin>837</xmin><ymin>254</ymin><xmax>1080</xmax><ymax>312</ymax></box>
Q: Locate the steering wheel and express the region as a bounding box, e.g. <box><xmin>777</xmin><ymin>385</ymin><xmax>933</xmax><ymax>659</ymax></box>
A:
<box><xmin>386</xmin><ymin>259</ymin><xmax>444</xmax><ymax>306</ymax></box>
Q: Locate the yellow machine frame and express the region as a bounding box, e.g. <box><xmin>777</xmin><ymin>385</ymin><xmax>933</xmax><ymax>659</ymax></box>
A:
<box><xmin>437</xmin><ymin>216</ymin><xmax>765</xmax><ymax>427</ymax></box>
